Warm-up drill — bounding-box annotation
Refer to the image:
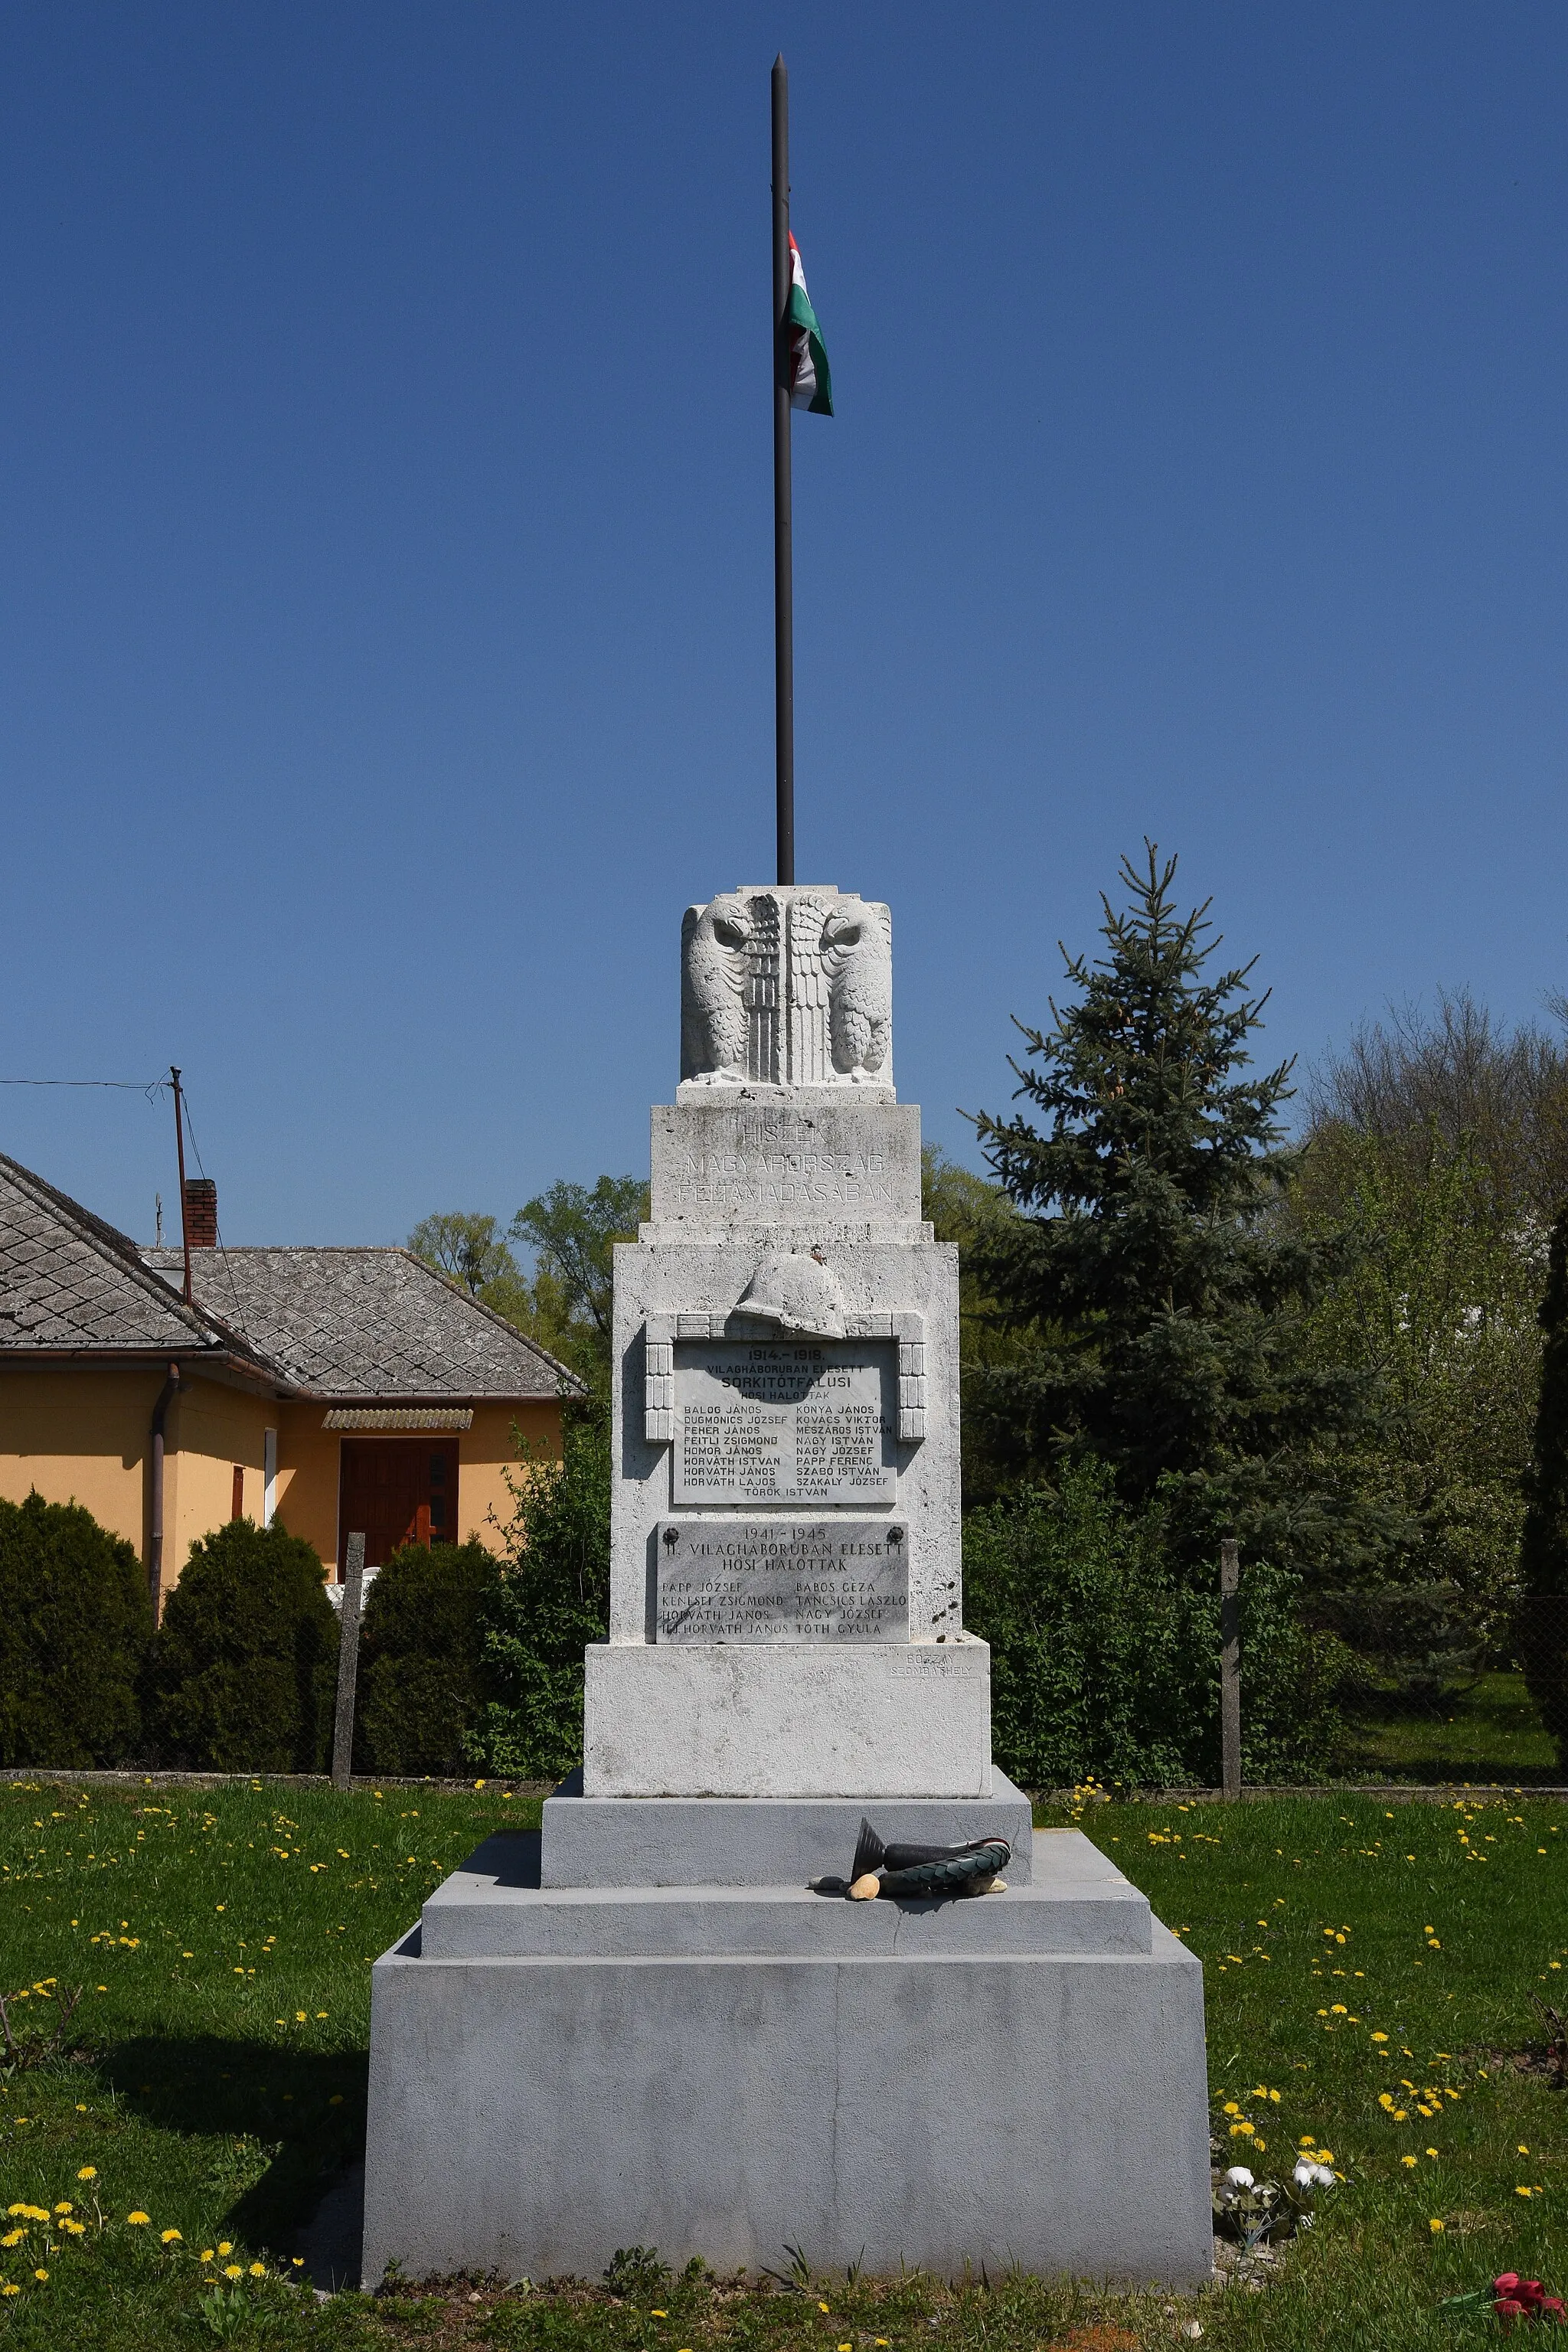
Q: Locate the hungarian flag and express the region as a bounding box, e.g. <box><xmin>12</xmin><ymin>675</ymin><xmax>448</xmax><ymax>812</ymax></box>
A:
<box><xmin>786</xmin><ymin>233</ymin><xmax>833</xmax><ymax>414</ymax></box>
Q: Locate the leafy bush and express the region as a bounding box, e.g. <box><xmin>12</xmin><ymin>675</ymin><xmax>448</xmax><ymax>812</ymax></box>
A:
<box><xmin>353</xmin><ymin>1539</ymin><xmax>500</xmax><ymax>1775</ymax></box>
<box><xmin>470</xmin><ymin>1406</ymin><xmax>611</xmax><ymax>1779</ymax></box>
<box><xmin>0</xmin><ymin>1491</ymin><xmax>152</xmax><ymax>1766</ymax></box>
<box><xmin>149</xmin><ymin>1519</ymin><xmax>337</xmax><ymax>1771</ymax></box>
<box><xmin>963</xmin><ymin>1462</ymin><xmax>1348</xmax><ymax>1788</ymax></box>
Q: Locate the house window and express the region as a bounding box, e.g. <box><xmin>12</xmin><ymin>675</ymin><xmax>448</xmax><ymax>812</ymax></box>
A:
<box><xmin>337</xmin><ymin>1439</ymin><xmax>460</xmax><ymax>1573</ymax></box>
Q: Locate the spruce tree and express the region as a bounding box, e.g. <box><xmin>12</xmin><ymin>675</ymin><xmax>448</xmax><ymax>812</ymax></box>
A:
<box><xmin>968</xmin><ymin>844</ymin><xmax>1390</xmax><ymax>1579</ymax></box>
<box><xmin>1520</xmin><ymin>1202</ymin><xmax>1568</xmax><ymax>1753</ymax></box>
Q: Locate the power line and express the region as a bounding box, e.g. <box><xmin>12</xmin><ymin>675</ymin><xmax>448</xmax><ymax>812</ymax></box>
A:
<box><xmin>0</xmin><ymin>1076</ymin><xmax>168</xmax><ymax>1095</ymax></box>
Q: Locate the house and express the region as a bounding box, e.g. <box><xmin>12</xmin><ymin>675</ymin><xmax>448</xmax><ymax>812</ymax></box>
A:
<box><xmin>0</xmin><ymin>1152</ymin><xmax>583</xmax><ymax>1607</ymax></box>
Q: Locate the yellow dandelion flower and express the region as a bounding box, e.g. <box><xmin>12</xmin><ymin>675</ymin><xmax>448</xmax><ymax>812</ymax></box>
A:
<box><xmin>34</xmin><ymin>2268</ymin><xmax>47</xmax><ymax>2282</ymax></box>
<box><xmin>0</xmin><ymin>2284</ymin><xmax>18</xmax><ymax>2296</ymax></box>
<box><xmin>225</xmin><ymin>2262</ymin><xmax>243</xmax><ymax>2278</ymax></box>
<box><xmin>217</xmin><ymin>2242</ymin><xmax>232</xmax><ymax>2256</ymax></box>
<box><xmin>1429</xmin><ymin>2219</ymin><xmax>1444</xmax><ymax>2234</ymax></box>
<box><xmin>818</xmin><ymin>2304</ymin><xmax>830</xmax><ymax>2315</ymax></box>
<box><xmin>249</xmin><ymin>2262</ymin><xmax>265</xmax><ymax>2276</ymax></box>
<box><xmin>162</xmin><ymin>2229</ymin><xmax>182</xmax><ymax>2243</ymax></box>
<box><xmin>75</xmin><ymin>2167</ymin><xmax>96</xmax><ymax>2182</ymax></box>
<box><xmin>126</xmin><ymin>2212</ymin><xmax>149</xmax><ymax>2226</ymax></box>
<box><xmin>295</xmin><ymin>2011</ymin><xmax>306</xmax><ymax>2023</ymax></box>
<box><xmin>1401</xmin><ymin>2155</ymin><xmax>1417</xmax><ymax>2167</ymax></box>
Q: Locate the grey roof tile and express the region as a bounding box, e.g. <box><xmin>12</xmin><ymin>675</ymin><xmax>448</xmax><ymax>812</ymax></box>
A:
<box><xmin>139</xmin><ymin>1246</ymin><xmax>582</xmax><ymax>1400</ymax></box>
<box><xmin>0</xmin><ymin>1155</ymin><xmax>217</xmax><ymax>1353</ymax></box>
<box><xmin>0</xmin><ymin>1152</ymin><xmax>583</xmax><ymax>1401</ymax></box>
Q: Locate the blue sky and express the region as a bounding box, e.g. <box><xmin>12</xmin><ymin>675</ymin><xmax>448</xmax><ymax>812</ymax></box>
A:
<box><xmin>4</xmin><ymin>3</ymin><xmax>1566</xmax><ymax>1248</ymax></box>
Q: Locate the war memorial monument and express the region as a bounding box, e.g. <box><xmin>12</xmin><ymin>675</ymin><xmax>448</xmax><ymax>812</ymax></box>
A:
<box><xmin>360</xmin><ymin>58</ymin><xmax>1210</xmax><ymax>2290</ymax></box>
<box><xmin>360</xmin><ymin>882</ymin><xmax>1212</xmax><ymax>2285</ymax></box>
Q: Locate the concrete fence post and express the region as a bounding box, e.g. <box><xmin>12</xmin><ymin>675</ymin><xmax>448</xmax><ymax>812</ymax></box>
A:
<box><xmin>332</xmin><ymin>1532</ymin><xmax>367</xmax><ymax>1794</ymax></box>
<box><xmin>1220</xmin><ymin>1537</ymin><xmax>1241</xmax><ymax>1801</ymax></box>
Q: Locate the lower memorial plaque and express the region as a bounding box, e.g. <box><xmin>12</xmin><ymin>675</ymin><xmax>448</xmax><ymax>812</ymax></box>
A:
<box><xmin>655</xmin><ymin>1519</ymin><xmax>908</xmax><ymax>1643</ymax></box>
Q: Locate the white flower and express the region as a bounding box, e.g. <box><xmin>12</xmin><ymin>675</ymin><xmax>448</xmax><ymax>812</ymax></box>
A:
<box><xmin>1294</xmin><ymin>2159</ymin><xmax>1335</xmax><ymax>2189</ymax></box>
<box><xmin>1223</xmin><ymin>2166</ymin><xmax>1255</xmax><ymax>2189</ymax></box>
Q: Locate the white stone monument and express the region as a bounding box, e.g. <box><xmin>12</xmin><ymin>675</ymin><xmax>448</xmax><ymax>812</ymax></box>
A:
<box><xmin>362</xmin><ymin>887</ymin><xmax>1212</xmax><ymax>2288</ymax></box>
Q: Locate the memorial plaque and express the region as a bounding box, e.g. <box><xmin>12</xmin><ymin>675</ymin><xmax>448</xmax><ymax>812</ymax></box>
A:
<box><xmin>656</xmin><ymin>1518</ymin><xmax>908</xmax><ymax>1643</ymax></box>
<box><xmin>672</xmin><ymin>1339</ymin><xmax>895</xmax><ymax>1505</ymax></box>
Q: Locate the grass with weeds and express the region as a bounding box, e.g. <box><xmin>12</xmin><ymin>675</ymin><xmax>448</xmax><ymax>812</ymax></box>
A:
<box><xmin>1348</xmin><ymin>1672</ymin><xmax>1560</xmax><ymax>1785</ymax></box>
<box><xmin>0</xmin><ymin>1775</ymin><xmax>1563</xmax><ymax>2347</ymax></box>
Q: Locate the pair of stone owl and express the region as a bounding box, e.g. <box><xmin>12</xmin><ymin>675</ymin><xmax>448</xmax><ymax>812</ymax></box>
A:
<box><xmin>681</xmin><ymin>889</ymin><xmax>893</xmax><ymax>1085</ymax></box>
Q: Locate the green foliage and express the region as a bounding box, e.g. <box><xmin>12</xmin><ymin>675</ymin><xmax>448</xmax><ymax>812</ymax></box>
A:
<box><xmin>963</xmin><ymin>1462</ymin><xmax>1347</xmax><ymax>1787</ymax></box>
<box><xmin>508</xmin><ymin>1174</ymin><xmax>650</xmax><ymax>1380</ymax></box>
<box><xmin>408</xmin><ymin>1210</ymin><xmax>518</xmax><ymax>1298</ymax></box>
<box><xmin>469</xmin><ymin>1406</ymin><xmax>612</xmax><ymax>1779</ymax></box>
<box><xmin>352</xmin><ymin>1539</ymin><xmax>501</xmax><ymax>1776</ymax></box>
<box><xmin>1292</xmin><ymin>1121</ymin><xmax>1540</xmax><ymax>1691</ymax></box>
<box><xmin>149</xmin><ymin>1518</ymin><xmax>338</xmax><ymax>1772</ymax></box>
<box><xmin>967</xmin><ymin>844</ymin><xmax>1390</xmax><ymax>1581</ymax></box>
<box><xmin>1521</xmin><ymin>1201</ymin><xmax>1568</xmax><ymax>1756</ymax></box>
<box><xmin>0</xmin><ymin>1490</ymin><xmax>152</xmax><ymax>1767</ymax></box>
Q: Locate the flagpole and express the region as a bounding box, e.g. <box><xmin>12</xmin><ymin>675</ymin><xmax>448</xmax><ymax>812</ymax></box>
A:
<box><xmin>771</xmin><ymin>53</ymin><xmax>795</xmax><ymax>887</ymax></box>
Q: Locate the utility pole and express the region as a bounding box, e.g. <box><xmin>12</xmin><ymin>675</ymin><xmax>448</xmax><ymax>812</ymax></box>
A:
<box><xmin>772</xmin><ymin>53</ymin><xmax>794</xmax><ymax>887</ymax></box>
<box><xmin>169</xmin><ymin>1066</ymin><xmax>192</xmax><ymax>1307</ymax></box>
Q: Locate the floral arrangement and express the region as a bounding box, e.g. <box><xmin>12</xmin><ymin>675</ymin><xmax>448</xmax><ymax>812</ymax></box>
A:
<box><xmin>1210</xmin><ymin>2152</ymin><xmax>1338</xmax><ymax>2249</ymax></box>
<box><xmin>1440</xmin><ymin>2275</ymin><xmax>1567</xmax><ymax>2330</ymax></box>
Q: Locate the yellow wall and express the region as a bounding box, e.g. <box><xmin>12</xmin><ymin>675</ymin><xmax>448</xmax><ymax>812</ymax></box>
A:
<box><xmin>0</xmin><ymin>1367</ymin><xmax>567</xmax><ymax>1590</ymax></box>
<box><xmin>165</xmin><ymin>1380</ymin><xmax>270</xmax><ymax>1574</ymax></box>
<box><xmin>0</xmin><ymin>1365</ymin><xmax>165</xmax><ymax>1552</ymax></box>
<box><xmin>271</xmin><ymin>1397</ymin><xmax>566</xmax><ymax>1576</ymax></box>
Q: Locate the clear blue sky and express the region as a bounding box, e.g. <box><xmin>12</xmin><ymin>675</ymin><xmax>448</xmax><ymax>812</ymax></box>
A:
<box><xmin>5</xmin><ymin>3</ymin><xmax>1566</xmax><ymax>1247</ymax></box>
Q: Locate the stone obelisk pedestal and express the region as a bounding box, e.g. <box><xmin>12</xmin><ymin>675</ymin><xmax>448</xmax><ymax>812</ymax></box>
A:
<box><xmin>361</xmin><ymin>887</ymin><xmax>1212</xmax><ymax>2288</ymax></box>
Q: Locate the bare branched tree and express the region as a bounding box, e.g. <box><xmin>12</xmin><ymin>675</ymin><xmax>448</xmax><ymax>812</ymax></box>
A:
<box><xmin>1304</xmin><ymin>988</ymin><xmax>1568</xmax><ymax>1223</ymax></box>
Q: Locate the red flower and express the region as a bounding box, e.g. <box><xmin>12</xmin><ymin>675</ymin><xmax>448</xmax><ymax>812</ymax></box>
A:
<box><xmin>1542</xmin><ymin>2301</ymin><xmax>1566</xmax><ymax>2327</ymax></box>
<box><xmin>1496</xmin><ymin>2301</ymin><xmax>1527</xmax><ymax>2333</ymax></box>
<box><xmin>1496</xmin><ymin>2277</ymin><xmax>1522</xmax><ymax>2297</ymax></box>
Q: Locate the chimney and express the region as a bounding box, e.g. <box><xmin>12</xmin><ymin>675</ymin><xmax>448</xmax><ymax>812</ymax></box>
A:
<box><xmin>183</xmin><ymin>1178</ymin><xmax>217</xmax><ymax>1249</ymax></box>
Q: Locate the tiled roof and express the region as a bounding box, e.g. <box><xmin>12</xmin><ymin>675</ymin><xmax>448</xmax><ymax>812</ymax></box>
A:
<box><xmin>140</xmin><ymin>1246</ymin><xmax>582</xmax><ymax>1400</ymax></box>
<box><xmin>0</xmin><ymin>1155</ymin><xmax>218</xmax><ymax>1354</ymax></box>
<box><xmin>0</xmin><ymin>1151</ymin><xmax>583</xmax><ymax>1401</ymax></box>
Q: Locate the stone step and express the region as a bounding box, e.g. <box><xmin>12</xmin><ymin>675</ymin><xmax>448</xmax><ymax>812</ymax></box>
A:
<box><xmin>420</xmin><ymin>1828</ymin><xmax>1151</xmax><ymax>1960</ymax></box>
<box><xmin>541</xmin><ymin>1765</ymin><xmax>1034</xmax><ymax>1886</ymax></box>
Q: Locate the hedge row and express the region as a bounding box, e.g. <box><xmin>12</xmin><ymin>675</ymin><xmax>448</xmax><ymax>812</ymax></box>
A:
<box><xmin>0</xmin><ymin>1494</ymin><xmax>498</xmax><ymax>1775</ymax></box>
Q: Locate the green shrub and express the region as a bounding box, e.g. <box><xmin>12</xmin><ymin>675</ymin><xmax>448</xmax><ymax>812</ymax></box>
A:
<box><xmin>963</xmin><ymin>1462</ymin><xmax>1347</xmax><ymax>1789</ymax></box>
<box><xmin>150</xmin><ymin>1519</ymin><xmax>337</xmax><ymax>1771</ymax></box>
<box><xmin>471</xmin><ymin>1406</ymin><xmax>611</xmax><ymax>1779</ymax></box>
<box><xmin>0</xmin><ymin>1491</ymin><xmax>152</xmax><ymax>1766</ymax></box>
<box><xmin>353</xmin><ymin>1540</ymin><xmax>500</xmax><ymax>1775</ymax></box>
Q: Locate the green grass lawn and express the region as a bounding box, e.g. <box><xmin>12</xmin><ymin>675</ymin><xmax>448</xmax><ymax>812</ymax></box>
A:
<box><xmin>1348</xmin><ymin>1672</ymin><xmax>1561</xmax><ymax>1785</ymax></box>
<box><xmin>0</xmin><ymin>1777</ymin><xmax>1564</xmax><ymax>2350</ymax></box>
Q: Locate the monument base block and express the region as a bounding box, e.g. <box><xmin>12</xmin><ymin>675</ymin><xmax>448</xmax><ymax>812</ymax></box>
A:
<box><xmin>583</xmin><ymin>1638</ymin><xmax>993</xmax><ymax>1797</ymax></box>
<box><xmin>361</xmin><ymin>1824</ymin><xmax>1212</xmax><ymax>2288</ymax></box>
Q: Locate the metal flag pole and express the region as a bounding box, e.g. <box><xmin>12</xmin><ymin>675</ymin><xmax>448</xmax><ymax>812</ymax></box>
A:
<box><xmin>772</xmin><ymin>53</ymin><xmax>795</xmax><ymax>887</ymax></box>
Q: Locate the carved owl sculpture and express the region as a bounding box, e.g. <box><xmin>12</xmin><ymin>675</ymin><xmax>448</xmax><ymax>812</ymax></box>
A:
<box><xmin>821</xmin><ymin>900</ymin><xmax>893</xmax><ymax>1078</ymax></box>
<box><xmin>680</xmin><ymin>893</ymin><xmax>752</xmax><ymax>1080</ymax></box>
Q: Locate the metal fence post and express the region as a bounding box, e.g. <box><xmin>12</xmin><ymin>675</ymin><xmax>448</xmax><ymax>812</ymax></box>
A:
<box><xmin>1220</xmin><ymin>1537</ymin><xmax>1242</xmax><ymax>1802</ymax></box>
<box><xmin>332</xmin><ymin>1532</ymin><xmax>367</xmax><ymax>1794</ymax></box>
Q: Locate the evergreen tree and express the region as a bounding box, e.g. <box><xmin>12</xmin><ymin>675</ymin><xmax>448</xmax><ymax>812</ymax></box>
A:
<box><xmin>1520</xmin><ymin>1202</ymin><xmax>1568</xmax><ymax>1753</ymax></box>
<box><xmin>968</xmin><ymin>844</ymin><xmax>1390</xmax><ymax>1579</ymax></box>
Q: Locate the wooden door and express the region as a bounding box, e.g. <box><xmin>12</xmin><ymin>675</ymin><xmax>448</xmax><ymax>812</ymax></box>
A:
<box><xmin>338</xmin><ymin>1439</ymin><xmax>459</xmax><ymax>1573</ymax></box>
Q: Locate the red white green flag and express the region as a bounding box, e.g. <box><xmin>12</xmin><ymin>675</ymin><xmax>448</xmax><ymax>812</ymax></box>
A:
<box><xmin>786</xmin><ymin>233</ymin><xmax>833</xmax><ymax>415</ymax></box>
